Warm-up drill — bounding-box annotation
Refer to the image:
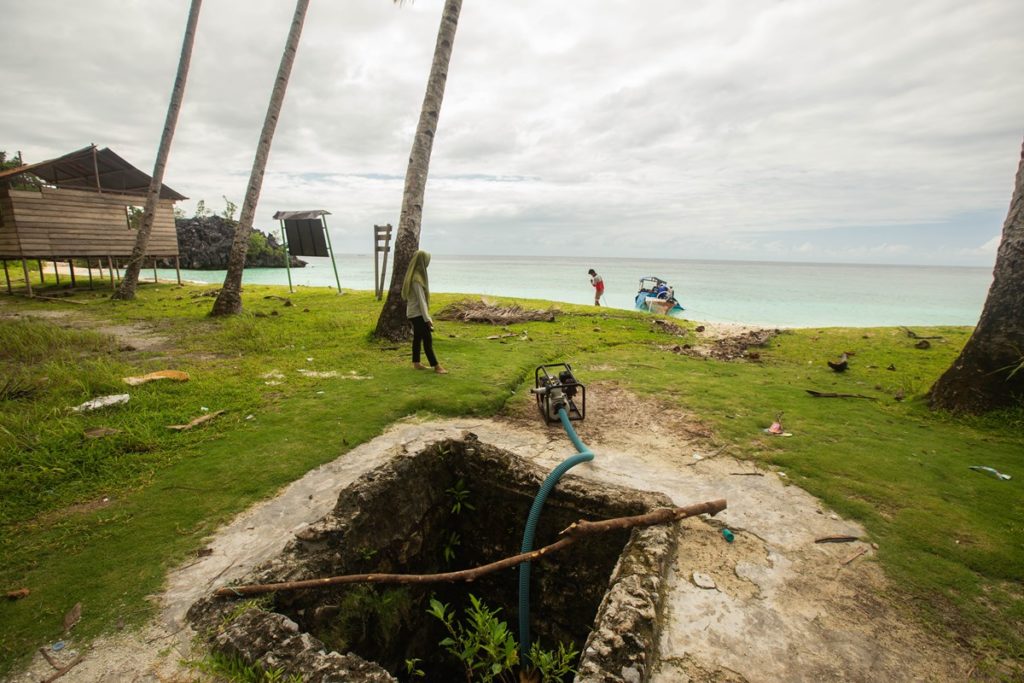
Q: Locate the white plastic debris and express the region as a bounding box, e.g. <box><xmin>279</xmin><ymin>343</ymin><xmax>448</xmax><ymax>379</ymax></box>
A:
<box><xmin>71</xmin><ymin>394</ymin><xmax>130</xmax><ymax>412</ymax></box>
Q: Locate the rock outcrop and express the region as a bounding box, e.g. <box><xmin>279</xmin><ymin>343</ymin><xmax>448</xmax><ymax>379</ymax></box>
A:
<box><xmin>169</xmin><ymin>216</ymin><xmax>306</xmax><ymax>270</ymax></box>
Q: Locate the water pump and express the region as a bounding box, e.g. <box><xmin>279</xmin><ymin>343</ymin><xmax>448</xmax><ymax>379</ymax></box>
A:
<box><xmin>531</xmin><ymin>363</ymin><xmax>585</xmax><ymax>423</ymax></box>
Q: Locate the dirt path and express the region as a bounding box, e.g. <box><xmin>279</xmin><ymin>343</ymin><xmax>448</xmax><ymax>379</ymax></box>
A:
<box><xmin>11</xmin><ymin>381</ymin><xmax>970</xmax><ymax>682</ymax></box>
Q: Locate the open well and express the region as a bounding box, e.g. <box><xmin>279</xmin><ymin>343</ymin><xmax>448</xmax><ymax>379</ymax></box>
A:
<box><xmin>188</xmin><ymin>434</ymin><xmax>677</xmax><ymax>682</ymax></box>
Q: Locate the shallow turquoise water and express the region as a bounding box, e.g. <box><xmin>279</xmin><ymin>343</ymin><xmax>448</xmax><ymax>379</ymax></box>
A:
<box><xmin>157</xmin><ymin>254</ymin><xmax>991</xmax><ymax>328</ymax></box>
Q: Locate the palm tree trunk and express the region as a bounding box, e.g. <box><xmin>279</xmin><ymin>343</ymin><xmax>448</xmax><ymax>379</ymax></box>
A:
<box><xmin>112</xmin><ymin>0</ymin><xmax>202</xmax><ymax>301</ymax></box>
<box><xmin>211</xmin><ymin>0</ymin><xmax>310</xmax><ymax>316</ymax></box>
<box><xmin>373</xmin><ymin>0</ymin><xmax>463</xmax><ymax>340</ymax></box>
<box><xmin>929</xmin><ymin>139</ymin><xmax>1024</xmax><ymax>413</ymax></box>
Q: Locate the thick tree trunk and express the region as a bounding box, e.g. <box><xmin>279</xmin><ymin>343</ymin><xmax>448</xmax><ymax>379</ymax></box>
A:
<box><xmin>929</xmin><ymin>139</ymin><xmax>1024</xmax><ymax>413</ymax></box>
<box><xmin>211</xmin><ymin>0</ymin><xmax>309</xmax><ymax>316</ymax></box>
<box><xmin>112</xmin><ymin>0</ymin><xmax>201</xmax><ymax>301</ymax></box>
<box><xmin>373</xmin><ymin>0</ymin><xmax>463</xmax><ymax>341</ymax></box>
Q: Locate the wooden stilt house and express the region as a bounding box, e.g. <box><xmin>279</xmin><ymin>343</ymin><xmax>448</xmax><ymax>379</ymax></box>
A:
<box><xmin>0</xmin><ymin>145</ymin><xmax>187</xmax><ymax>294</ymax></box>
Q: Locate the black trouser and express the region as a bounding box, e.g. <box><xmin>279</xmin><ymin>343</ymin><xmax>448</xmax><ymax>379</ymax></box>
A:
<box><xmin>410</xmin><ymin>316</ymin><xmax>437</xmax><ymax>366</ymax></box>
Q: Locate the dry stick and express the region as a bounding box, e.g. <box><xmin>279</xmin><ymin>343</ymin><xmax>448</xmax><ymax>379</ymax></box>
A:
<box><xmin>38</xmin><ymin>647</ymin><xmax>60</xmax><ymax>670</ymax></box>
<box><xmin>899</xmin><ymin>326</ymin><xmax>943</xmax><ymax>340</ymax></box>
<box><xmin>815</xmin><ymin>535</ymin><xmax>859</xmax><ymax>544</ymax></box>
<box><xmin>214</xmin><ymin>498</ymin><xmax>727</xmax><ymax>598</ymax></box>
<box><xmin>40</xmin><ymin>654</ymin><xmax>85</xmax><ymax>683</ymax></box>
<box><xmin>841</xmin><ymin>546</ymin><xmax>869</xmax><ymax>566</ymax></box>
<box><xmin>805</xmin><ymin>390</ymin><xmax>876</xmax><ymax>400</ymax></box>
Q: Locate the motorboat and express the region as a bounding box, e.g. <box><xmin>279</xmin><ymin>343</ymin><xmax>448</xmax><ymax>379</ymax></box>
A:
<box><xmin>635</xmin><ymin>276</ymin><xmax>684</xmax><ymax>316</ymax></box>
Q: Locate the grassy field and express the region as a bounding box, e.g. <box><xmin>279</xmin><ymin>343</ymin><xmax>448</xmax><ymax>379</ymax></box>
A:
<box><xmin>0</xmin><ymin>278</ymin><xmax>1021</xmax><ymax>679</ymax></box>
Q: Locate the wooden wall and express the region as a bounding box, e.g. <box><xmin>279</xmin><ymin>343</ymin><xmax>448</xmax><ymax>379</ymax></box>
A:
<box><xmin>0</xmin><ymin>192</ymin><xmax>18</xmax><ymax>257</ymax></box>
<box><xmin>0</xmin><ymin>186</ymin><xmax>179</xmax><ymax>259</ymax></box>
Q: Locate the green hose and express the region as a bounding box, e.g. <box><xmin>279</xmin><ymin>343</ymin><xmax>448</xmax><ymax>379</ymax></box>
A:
<box><xmin>518</xmin><ymin>406</ymin><xmax>594</xmax><ymax>663</ymax></box>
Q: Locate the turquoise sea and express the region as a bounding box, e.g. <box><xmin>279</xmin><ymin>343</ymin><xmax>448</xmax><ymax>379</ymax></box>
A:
<box><xmin>157</xmin><ymin>255</ymin><xmax>992</xmax><ymax>329</ymax></box>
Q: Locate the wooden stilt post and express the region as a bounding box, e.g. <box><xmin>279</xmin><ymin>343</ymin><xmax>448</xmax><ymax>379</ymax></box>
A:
<box><xmin>38</xmin><ymin>259</ymin><xmax>44</xmax><ymax>285</ymax></box>
<box><xmin>53</xmin><ymin>261</ymin><xmax>60</xmax><ymax>286</ymax></box>
<box><xmin>175</xmin><ymin>256</ymin><xmax>182</xmax><ymax>285</ymax></box>
<box><xmin>374</xmin><ymin>223</ymin><xmax>392</xmax><ymax>301</ymax></box>
<box><xmin>107</xmin><ymin>256</ymin><xmax>115</xmax><ymax>289</ymax></box>
<box><xmin>69</xmin><ymin>260</ymin><xmax>76</xmax><ymax>287</ymax></box>
<box><xmin>3</xmin><ymin>260</ymin><xmax>11</xmax><ymax>294</ymax></box>
<box><xmin>87</xmin><ymin>259</ymin><xmax>94</xmax><ymax>289</ymax></box>
<box><xmin>321</xmin><ymin>215</ymin><xmax>342</xmax><ymax>294</ymax></box>
<box><xmin>21</xmin><ymin>258</ymin><xmax>33</xmax><ymax>297</ymax></box>
<box><xmin>152</xmin><ymin>258</ymin><xmax>159</xmax><ymax>284</ymax></box>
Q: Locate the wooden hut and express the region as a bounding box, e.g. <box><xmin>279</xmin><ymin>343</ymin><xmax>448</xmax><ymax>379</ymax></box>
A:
<box><xmin>0</xmin><ymin>145</ymin><xmax>186</xmax><ymax>295</ymax></box>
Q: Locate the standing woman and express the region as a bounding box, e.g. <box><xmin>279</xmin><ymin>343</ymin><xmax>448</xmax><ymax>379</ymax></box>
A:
<box><xmin>403</xmin><ymin>250</ymin><xmax>448</xmax><ymax>374</ymax></box>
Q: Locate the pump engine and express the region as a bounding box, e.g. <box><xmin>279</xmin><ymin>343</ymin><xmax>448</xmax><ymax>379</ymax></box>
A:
<box><xmin>531</xmin><ymin>363</ymin><xmax>586</xmax><ymax>423</ymax></box>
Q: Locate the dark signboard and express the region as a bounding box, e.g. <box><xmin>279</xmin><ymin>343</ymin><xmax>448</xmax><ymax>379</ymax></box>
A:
<box><xmin>284</xmin><ymin>219</ymin><xmax>329</xmax><ymax>257</ymax></box>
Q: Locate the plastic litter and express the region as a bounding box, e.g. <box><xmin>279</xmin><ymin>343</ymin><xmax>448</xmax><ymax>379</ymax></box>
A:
<box><xmin>51</xmin><ymin>641</ymin><xmax>66</xmax><ymax>652</ymax></box>
<box><xmin>722</xmin><ymin>529</ymin><xmax>735</xmax><ymax>543</ymax></box>
<box><xmin>71</xmin><ymin>394</ymin><xmax>130</xmax><ymax>412</ymax></box>
<box><xmin>969</xmin><ymin>466</ymin><xmax>1011</xmax><ymax>481</ymax></box>
<box><xmin>763</xmin><ymin>412</ymin><xmax>793</xmax><ymax>436</ymax></box>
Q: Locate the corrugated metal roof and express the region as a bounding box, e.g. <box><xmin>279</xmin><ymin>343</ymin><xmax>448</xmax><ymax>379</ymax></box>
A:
<box><xmin>272</xmin><ymin>210</ymin><xmax>331</xmax><ymax>220</ymax></box>
<box><xmin>0</xmin><ymin>145</ymin><xmax>187</xmax><ymax>201</ymax></box>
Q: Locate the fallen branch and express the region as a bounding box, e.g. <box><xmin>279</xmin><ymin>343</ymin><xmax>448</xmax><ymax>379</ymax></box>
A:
<box><xmin>31</xmin><ymin>294</ymin><xmax>89</xmax><ymax>306</ymax></box>
<box><xmin>38</xmin><ymin>647</ymin><xmax>60</xmax><ymax>670</ymax></box>
<box><xmin>729</xmin><ymin>472</ymin><xmax>764</xmax><ymax>477</ymax></box>
<box><xmin>841</xmin><ymin>547</ymin><xmax>869</xmax><ymax>566</ymax></box>
<box><xmin>437</xmin><ymin>299</ymin><xmax>556</xmax><ymax>324</ymax></box>
<box><xmin>40</xmin><ymin>654</ymin><xmax>85</xmax><ymax>683</ymax></box>
<box><xmin>814</xmin><ymin>535</ymin><xmax>859</xmax><ymax>544</ymax></box>
<box><xmin>899</xmin><ymin>326</ymin><xmax>943</xmax><ymax>340</ymax></box>
<box><xmin>805</xmin><ymin>390</ymin><xmax>875</xmax><ymax>400</ymax></box>
<box><xmin>213</xmin><ymin>498</ymin><xmax>727</xmax><ymax>598</ymax></box>
<box><xmin>167</xmin><ymin>410</ymin><xmax>225</xmax><ymax>431</ymax></box>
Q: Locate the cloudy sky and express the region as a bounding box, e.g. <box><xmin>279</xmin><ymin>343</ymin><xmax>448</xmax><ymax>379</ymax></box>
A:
<box><xmin>3</xmin><ymin>0</ymin><xmax>1022</xmax><ymax>266</ymax></box>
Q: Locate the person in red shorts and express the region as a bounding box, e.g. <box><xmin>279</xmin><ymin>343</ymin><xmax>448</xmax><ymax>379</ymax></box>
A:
<box><xmin>588</xmin><ymin>268</ymin><xmax>604</xmax><ymax>306</ymax></box>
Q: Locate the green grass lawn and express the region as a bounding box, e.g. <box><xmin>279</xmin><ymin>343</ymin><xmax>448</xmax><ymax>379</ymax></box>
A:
<box><xmin>0</xmin><ymin>279</ymin><xmax>1021</xmax><ymax>678</ymax></box>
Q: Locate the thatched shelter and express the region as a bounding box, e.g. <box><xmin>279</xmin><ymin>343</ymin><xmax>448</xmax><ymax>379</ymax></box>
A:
<box><xmin>0</xmin><ymin>145</ymin><xmax>186</xmax><ymax>295</ymax></box>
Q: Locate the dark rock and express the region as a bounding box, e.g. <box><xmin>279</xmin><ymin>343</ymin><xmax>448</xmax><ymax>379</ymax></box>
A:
<box><xmin>162</xmin><ymin>216</ymin><xmax>307</xmax><ymax>270</ymax></box>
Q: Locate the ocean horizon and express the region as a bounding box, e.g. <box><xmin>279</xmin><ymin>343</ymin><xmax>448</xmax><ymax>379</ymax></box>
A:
<box><xmin>155</xmin><ymin>254</ymin><xmax>992</xmax><ymax>329</ymax></box>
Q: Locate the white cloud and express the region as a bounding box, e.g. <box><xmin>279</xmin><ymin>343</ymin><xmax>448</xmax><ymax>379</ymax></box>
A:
<box><xmin>2</xmin><ymin>0</ymin><xmax>1021</xmax><ymax>266</ymax></box>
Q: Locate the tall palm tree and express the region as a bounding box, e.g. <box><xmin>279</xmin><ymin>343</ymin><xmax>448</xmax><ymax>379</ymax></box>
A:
<box><xmin>211</xmin><ymin>0</ymin><xmax>310</xmax><ymax>316</ymax></box>
<box><xmin>373</xmin><ymin>0</ymin><xmax>463</xmax><ymax>340</ymax></box>
<box><xmin>112</xmin><ymin>0</ymin><xmax>202</xmax><ymax>301</ymax></box>
<box><xmin>929</xmin><ymin>138</ymin><xmax>1024</xmax><ymax>413</ymax></box>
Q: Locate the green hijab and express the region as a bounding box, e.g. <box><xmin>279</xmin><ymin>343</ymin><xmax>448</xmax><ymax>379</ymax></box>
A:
<box><xmin>401</xmin><ymin>250</ymin><xmax>431</xmax><ymax>303</ymax></box>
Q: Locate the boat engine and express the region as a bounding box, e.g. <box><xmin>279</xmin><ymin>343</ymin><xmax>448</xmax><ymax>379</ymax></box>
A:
<box><xmin>531</xmin><ymin>363</ymin><xmax>586</xmax><ymax>423</ymax></box>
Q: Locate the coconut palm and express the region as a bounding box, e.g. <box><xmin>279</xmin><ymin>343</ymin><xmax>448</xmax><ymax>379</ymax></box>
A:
<box><xmin>211</xmin><ymin>0</ymin><xmax>310</xmax><ymax>316</ymax></box>
<box><xmin>113</xmin><ymin>0</ymin><xmax>202</xmax><ymax>301</ymax></box>
<box><xmin>373</xmin><ymin>0</ymin><xmax>464</xmax><ymax>340</ymax></box>
<box><xmin>929</xmin><ymin>138</ymin><xmax>1024</xmax><ymax>413</ymax></box>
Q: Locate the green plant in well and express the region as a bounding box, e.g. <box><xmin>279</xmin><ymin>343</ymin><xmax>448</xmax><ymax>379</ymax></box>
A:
<box><xmin>527</xmin><ymin>640</ymin><xmax>579</xmax><ymax>683</ymax></box>
<box><xmin>442</xmin><ymin>530</ymin><xmax>461</xmax><ymax>565</ymax></box>
<box><xmin>320</xmin><ymin>586</ymin><xmax>413</xmax><ymax>654</ymax></box>
<box><xmin>404</xmin><ymin>657</ymin><xmax>426</xmax><ymax>679</ymax></box>
<box><xmin>427</xmin><ymin>595</ymin><xmax>579</xmax><ymax>683</ymax></box>
<box><xmin>447</xmin><ymin>478</ymin><xmax>475</xmax><ymax>514</ymax></box>
<box><xmin>428</xmin><ymin>595</ymin><xmax>519</xmax><ymax>683</ymax></box>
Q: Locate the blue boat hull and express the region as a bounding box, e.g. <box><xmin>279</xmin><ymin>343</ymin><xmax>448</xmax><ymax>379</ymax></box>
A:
<box><xmin>635</xmin><ymin>293</ymin><xmax>685</xmax><ymax>316</ymax></box>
